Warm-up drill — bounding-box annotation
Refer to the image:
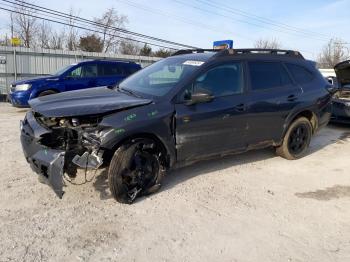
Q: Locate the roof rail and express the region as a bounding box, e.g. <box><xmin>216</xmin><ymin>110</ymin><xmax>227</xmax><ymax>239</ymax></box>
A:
<box><xmin>172</xmin><ymin>48</ymin><xmax>304</xmax><ymax>59</ymax></box>
<box><xmin>231</xmin><ymin>49</ymin><xmax>304</xmax><ymax>59</ymax></box>
<box><xmin>171</xmin><ymin>49</ymin><xmax>221</xmax><ymax>56</ymax></box>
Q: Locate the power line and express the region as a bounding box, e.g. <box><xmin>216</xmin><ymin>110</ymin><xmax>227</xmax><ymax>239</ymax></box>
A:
<box><xmin>0</xmin><ymin>5</ymin><xmax>184</xmax><ymax>50</ymax></box>
<box><xmin>194</xmin><ymin>0</ymin><xmax>331</xmax><ymax>39</ymax></box>
<box><xmin>0</xmin><ymin>0</ymin><xmax>198</xmax><ymax>49</ymax></box>
<box><xmin>172</xmin><ymin>0</ymin><xmax>331</xmax><ymax>42</ymax></box>
<box><xmin>116</xmin><ymin>0</ymin><xmax>256</xmax><ymax>42</ymax></box>
<box><xmin>10</xmin><ymin>0</ymin><xmax>198</xmax><ymax>49</ymax></box>
<box><xmin>116</xmin><ymin>0</ymin><xmax>316</xmax><ymax>56</ymax></box>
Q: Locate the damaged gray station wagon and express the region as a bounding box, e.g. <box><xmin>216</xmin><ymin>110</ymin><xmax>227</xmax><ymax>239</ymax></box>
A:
<box><xmin>20</xmin><ymin>49</ymin><xmax>333</xmax><ymax>204</ymax></box>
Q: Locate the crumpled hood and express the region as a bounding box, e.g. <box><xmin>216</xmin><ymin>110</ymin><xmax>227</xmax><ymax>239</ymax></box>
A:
<box><xmin>29</xmin><ymin>87</ymin><xmax>152</xmax><ymax>117</ymax></box>
<box><xmin>12</xmin><ymin>75</ymin><xmax>59</xmax><ymax>85</ymax></box>
<box><xmin>335</xmin><ymin>60</ymin><xmax>350</xmax><ymax>87</ymax></box>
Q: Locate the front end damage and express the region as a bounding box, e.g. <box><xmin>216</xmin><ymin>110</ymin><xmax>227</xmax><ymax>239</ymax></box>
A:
<box><xmin>20</xmin><ymin>110</ymin><xmax>106</xmax><ymax>198</ymax></box>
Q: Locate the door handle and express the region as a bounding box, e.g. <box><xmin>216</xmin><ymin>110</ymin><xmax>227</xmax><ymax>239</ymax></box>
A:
<box><xmin>234</xmin><ymin>103</ymin><xmax>246</xmax><ymax>112</ymax></box>
<box><xmin>287</xmin><ymin>94</ymin><xmax>297</xmax><ymax>102</ymax></box>
<box><xmin>235</xmin><ymin>104</ymin><xmax>246</xmax><ymax>112</ymax></box>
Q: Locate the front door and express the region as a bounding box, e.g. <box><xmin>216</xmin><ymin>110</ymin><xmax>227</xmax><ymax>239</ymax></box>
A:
<box><xmin>175</xmin><ymin>62</ymin><xmax>248</xmax><ymax>162</ymax></box>
<box><xmin>63</xmin><ymin>63</ymin><xmax>98</xmax><ymax>91</ymax></box>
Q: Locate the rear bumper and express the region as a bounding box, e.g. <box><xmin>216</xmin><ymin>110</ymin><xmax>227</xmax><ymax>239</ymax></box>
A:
<box><xmin>331</xmin><ymin>99</ymin><xmax>350</xmax><ymax>123</ymax></box>
<box><xmin>20</xmin><ymin>111</ymin><xmax>65</xmax><ymax>198</ymax></box>
<box><xmin>9</xmin><ymin>91</ymin><xmax>30</xmax><ymax>107</ymax></box>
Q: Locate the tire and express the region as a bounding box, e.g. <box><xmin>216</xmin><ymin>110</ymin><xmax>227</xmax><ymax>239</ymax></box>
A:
<box><xmin>108</xmin><ymin>139</ymin><xmax>165</xmax><ymax>204</ymax></box>
<box><xmin>276</xmin><ymin>117</ymin><xmax>313</xmax><ymax>160</ymax></box>
<box><xmin>38</xmin><ymin>90</ymin><xmax>57</xmax><ymax>97</ymax></box>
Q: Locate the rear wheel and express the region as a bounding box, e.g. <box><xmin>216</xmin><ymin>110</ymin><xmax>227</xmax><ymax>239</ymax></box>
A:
<box><xmin>276</xmin><ymin>117</ymin><xmax>313</xmax><ymax>160</ymax></box>
<box><xmin>108</xmin><ymin>139</ymin><xmax>165</xmax><ymax>204</ymax></box>
<box><xmin>38</xmin><ymin>90</ymin><xmax>57</xmax><ymax>97</ymax></box>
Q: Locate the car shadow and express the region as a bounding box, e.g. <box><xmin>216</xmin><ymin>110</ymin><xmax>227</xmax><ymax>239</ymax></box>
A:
<box><xmin>161</xmin><ymin>148</ymin><xmax>275</xmax><ymax>193</ymax></box>
<box><xmin>92</xmin><ymin>125</ymin><xmax>350</xmax><ymax>201</ymax></box>
<box><xmin>92</xmin><ymin>169</ymin><xmax>112</xmax><ymax>200</ymax></box>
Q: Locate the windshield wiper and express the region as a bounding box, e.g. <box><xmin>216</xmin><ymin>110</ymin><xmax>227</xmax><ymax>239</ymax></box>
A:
<box><xmin>118</xmin><ymin>87</ymin><xmax>141</xmax><ymax>98</ymax></box>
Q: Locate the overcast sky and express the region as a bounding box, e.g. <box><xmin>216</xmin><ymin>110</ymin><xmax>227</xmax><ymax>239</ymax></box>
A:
<box><xmin>0</xmin><ymin>0</ymin><xmax>349</xmax><ymax>59</ymax></box>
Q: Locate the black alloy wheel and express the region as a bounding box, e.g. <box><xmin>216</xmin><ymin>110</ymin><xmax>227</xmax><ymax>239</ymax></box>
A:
<box><xmin>287</xmin><ymin>124</ymin><xmax>310</xmax><ymax>155</ymax></box>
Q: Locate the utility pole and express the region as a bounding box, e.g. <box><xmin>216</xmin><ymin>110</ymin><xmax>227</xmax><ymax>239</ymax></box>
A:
<box><xmin>10</xmin><ymin>12</ymin><xmax>14</xmax><ymax>45</ymax></box>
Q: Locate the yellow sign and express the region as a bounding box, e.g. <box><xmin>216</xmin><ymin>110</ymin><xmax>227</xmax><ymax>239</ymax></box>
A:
<box><xmin>11</xmin><ymin>37</ymin><xmax>21</xmax><ymax>46</ymax></box>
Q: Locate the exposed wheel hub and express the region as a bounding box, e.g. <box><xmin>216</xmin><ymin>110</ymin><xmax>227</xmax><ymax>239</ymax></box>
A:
<box><xmin>121</xmin><ymin>144</ymin><xmax>160</xmax><ymax>202</ymax></box>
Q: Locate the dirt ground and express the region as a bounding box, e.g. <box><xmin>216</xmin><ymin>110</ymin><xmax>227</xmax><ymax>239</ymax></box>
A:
<box><xmin>0</xmin><ymin>103</ymin><xmax>350</xmax><ymax>262</ymax></box>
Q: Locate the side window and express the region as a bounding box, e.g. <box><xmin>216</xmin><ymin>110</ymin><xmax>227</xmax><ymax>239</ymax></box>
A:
<box><xmin>125</xmin><ymin>66</ymin><xmax>140</xmax><ymax>75</ymax></box>
<box><xmin>249</xmin><ymin>62</ymin><xmax>292</xmax><ymax>91</ymax></box>
<box><xmin>99</xmin><ymin>63</ymin><xmax>124</xmax><ymax>76</ymax></box>
<box><xmin>190</xmin><ymin>63</ymin><xmax>243</xmax><ymax>98</ymax></box>
<box><xmin>286</xmin><ymin>63</ymin><xmax>314</xmax><ymax>84</ymax></box>
<box><xmin>81</xmin><ymin>64</ymin><xmax>98</xmax><ymax>78</ymax></box>
<box><xmin>68</xmin><ymin>66</ymin><xmax>82</xmax><ymax>78</ymax></box>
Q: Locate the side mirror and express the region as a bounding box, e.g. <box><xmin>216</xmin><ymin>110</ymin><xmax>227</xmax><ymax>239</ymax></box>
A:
<box><xmin>186</xmin><ymin>91</ymin><xmax>214</xmax><ymax>106</ymax></box>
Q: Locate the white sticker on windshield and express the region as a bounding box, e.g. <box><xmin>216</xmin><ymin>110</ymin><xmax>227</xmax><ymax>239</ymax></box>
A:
<box><xmin>183</xmin><ymin>60</ymin><xmax>205</xmax><ymax>66</ymax></box>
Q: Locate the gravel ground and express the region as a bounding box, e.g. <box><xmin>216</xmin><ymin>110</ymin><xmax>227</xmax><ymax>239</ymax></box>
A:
<box><xmin>1</xmin><ymin>103</ymin><xmax>350</xmax><ymax>262</ymax></box>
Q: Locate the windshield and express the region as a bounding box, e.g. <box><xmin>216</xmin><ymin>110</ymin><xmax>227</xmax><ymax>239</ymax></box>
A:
<box><xmin>52</xmin><ymin>64</ymin><xmax>76</xmax><ymax>76</ymax></box>
<box><xmin>118</xmin><ymin>56</ymin><xmax>209</xmax><ymax>97</ymax></box>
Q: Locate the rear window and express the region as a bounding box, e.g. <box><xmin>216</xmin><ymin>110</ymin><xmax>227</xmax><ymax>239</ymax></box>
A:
<box><xmin>286</xmin><ymin>63</ymin><xmax>314</xmax><ymax>84</ymax></box>
<box><xmin>248</xmin><ymin>62</ymin><xmax>292</xmax><ymax>91</ymax></box>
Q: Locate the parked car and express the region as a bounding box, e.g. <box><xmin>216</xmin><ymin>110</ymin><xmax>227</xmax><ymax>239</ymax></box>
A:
<box><xmin>9</xmin><ymin>60</ymin><xmax>141</xmax><ymax>107</ymax></box>
<box><xmin>331</xmin><ymin>60</ymin><xmax>350</xmax><ymax>123</ymax></box>
<box><xmin>20</xmin><ymin>48</ymin><xmax>333</xmax><ymax>203</ymax></box>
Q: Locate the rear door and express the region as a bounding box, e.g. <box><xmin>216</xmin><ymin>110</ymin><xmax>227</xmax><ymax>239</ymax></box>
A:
<box><xmin>97</xmin><ymin>63</ymin><xmax>125</xmax><ymax>86</ymax></box>
<box><xmin>245</xmin><ymin>61</ymin><xmax>303</xmax><ymax>144</ymax></box>
<box><xmin>175</xmin><ymin>61</ymin><xmax>249</xmax><ymax>162</ymax></box>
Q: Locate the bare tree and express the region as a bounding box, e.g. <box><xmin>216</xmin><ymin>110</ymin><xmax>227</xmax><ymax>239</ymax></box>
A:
<box><xmin>254</xmin><ymin>38</ymin><xmax>282</xmax><ymax>49</ymax></box>
<box><xmin>66</xmin><ymin>7</ymin><xmax>80</xmax><ymax>51</ymax></box>
<box><xmin>317</xmin><ymin>38</ymin><xmax>349</xmax><ymax>68</ymax></box>
<box><xmin>12</xmin><ymin>0</ymin><xmax>38</xmax><ymax>47</ymax></box>
<box><xmin>119</xmin><ymin>40</ymin><xmax>141</xmax><ymax>55</ymax></box>
<box><xmin>0</xmin><ymin>34</ymin><xmax>11</xmax><ymax>46</ymax></box>
<box><xmin>38</xmin><ymin>21</ymin><xmax>51</xmax><ymax>49</ymax></box>
<box><xmin>50</xmin><ymin>30</ymin><xmax>66</xmax><ymax>50</ymax></box>
<box><xmin>94</xmin><ymin>8</ymin><xmax>128</xmax><ymax>53</ymax></box>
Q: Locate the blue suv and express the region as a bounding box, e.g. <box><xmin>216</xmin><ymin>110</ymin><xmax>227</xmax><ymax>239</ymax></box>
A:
<box><xmin>9</xmin><ymin>60</ymin><xmax>141</xmax><ymax>107</ymax></box>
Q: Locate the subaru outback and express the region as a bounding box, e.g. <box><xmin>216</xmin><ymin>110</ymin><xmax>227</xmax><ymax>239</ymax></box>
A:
<box><xmin>20</xmin><ymin>49</ymin><xmax>333</xmax><ymax>204</ymax></box>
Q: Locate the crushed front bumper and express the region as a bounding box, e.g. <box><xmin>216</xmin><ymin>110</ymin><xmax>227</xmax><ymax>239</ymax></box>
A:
<box><xmin>20</xmin><ymin>111</ymin><xmax>66</xmax><ymax>198</ymax></box>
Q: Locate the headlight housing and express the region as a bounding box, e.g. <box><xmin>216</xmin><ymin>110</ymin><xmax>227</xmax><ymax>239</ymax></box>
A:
<box><xmin>15</xmin><ymin>84</ymin><xmax>31</xmax><ymax>91</ymax></box>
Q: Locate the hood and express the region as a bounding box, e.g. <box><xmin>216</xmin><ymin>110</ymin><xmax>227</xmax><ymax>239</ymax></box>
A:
<box><xmin>334</xmin><ymin>60</ymin><xmax>350</xmax><ymax>87</ymax></box>
<box><xmin>29</xmin><ymin>87</ymin><xmax>152</xmax><ymax>117</ymax></box>
<box><xmin>12</xmin><ymin>75</ymin><xmax>59</xmax><ymax>85</ymax></box>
